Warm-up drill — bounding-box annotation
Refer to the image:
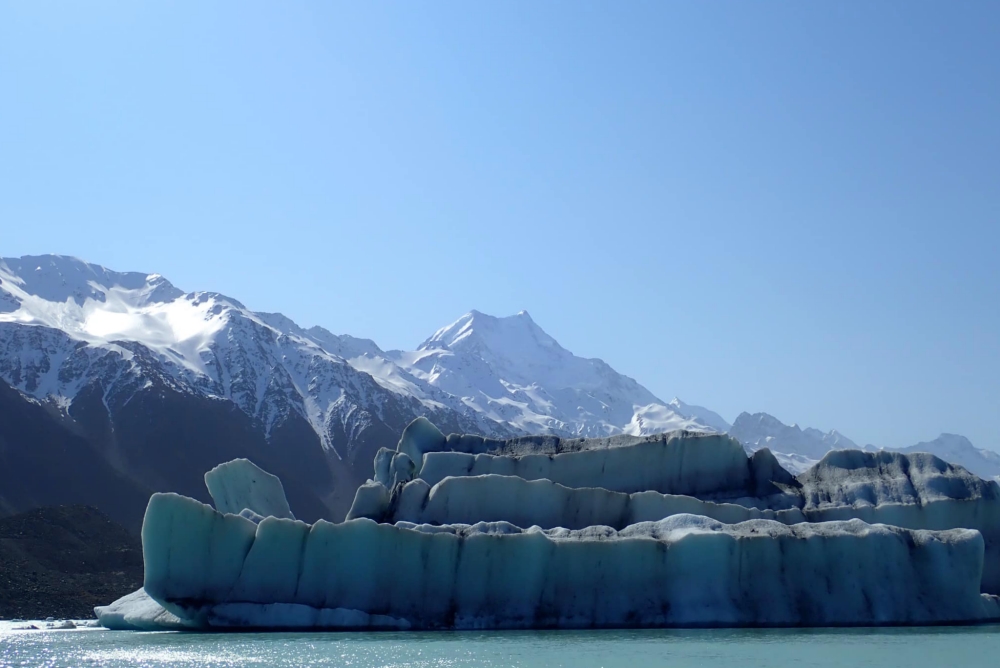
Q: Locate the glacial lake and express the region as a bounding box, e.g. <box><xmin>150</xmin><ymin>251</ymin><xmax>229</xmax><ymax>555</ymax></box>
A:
<box><xmin>2</xmin><ymin>624</ymin><xmax>1000</xmax><ymax>667</ymax></box>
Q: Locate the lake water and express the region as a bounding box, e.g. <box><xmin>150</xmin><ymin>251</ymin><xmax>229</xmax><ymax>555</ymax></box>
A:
<box><xmin>2</xmin><ymin>623</ymin><xmax>1000</xmax><ymax>667</ymax></box>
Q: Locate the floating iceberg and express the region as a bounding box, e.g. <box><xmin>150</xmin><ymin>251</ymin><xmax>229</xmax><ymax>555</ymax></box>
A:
<box><xmin>353</xmin><ymin>420</ymin><xmax>1000</xmax><ymax>595</ymax></box>
<box><xmin>97</xmin><ymin>419</ymin><xmax>1000</xmax><ymax>630</ymax></box>
<box><xmin>138</xmin><ymin>494</ymin><xmax>996</xmax><ymax>629</ymax></box>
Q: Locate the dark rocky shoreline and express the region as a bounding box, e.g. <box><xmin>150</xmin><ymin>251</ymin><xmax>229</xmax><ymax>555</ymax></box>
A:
<box><xmin>0</xmin><ymin>505</ymin><xmax>142</xmax><ymax>620</ymax></box>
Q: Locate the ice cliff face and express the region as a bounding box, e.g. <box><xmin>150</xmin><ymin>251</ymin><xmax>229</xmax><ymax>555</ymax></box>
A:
<box><xmin>204</xmin><ymin>459</ymin><xmax>295</xmax><ymax>520</ymax></box>
<box><xmin>103</xmin><ymin>421</ymin><xmax>1000</xmax><ymax>631</ymax></box>
<box><xmin>351</xmin><ymin>420</ymin><xmax>1000</xmax><ymax>596</ymax></box>
<box><xmin>141</xmin><ymin>495</ymin><xmax>994</xmax><ymax>630</ymax></box>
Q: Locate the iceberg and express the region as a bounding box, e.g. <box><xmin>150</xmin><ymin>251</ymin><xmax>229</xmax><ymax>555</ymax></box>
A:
<box><xmin>796</xmin><ymin>450</ymin><xmax>1000</xmax><ymax>594</ymax></box>
<box><xmin>96</xmin><ymin>420</ymin><xmax>1000</xmax><ymax>630</ymax></box>
<box><xmin>401</xmin><ymin>421</ymin><xmax>797</xmax><ymax>502</ymax></box>
<box><xmin>204</xmin><ymin>458</ymin><xmax>295</xmax><ymax>519</ymax></box>
<box><xmin>351</xmin><ymin>423</ymin><xmax>1000</xmax><ymax>595</ymax></box>
<box><xmin>348</xmin><ymin>474</ymin><xmax>796</xmax><ymax>528</ymax></box>
<box><xmin>94</xmin><ymin>588</ymin><xmax>191</xmax><ymax>631</ymax></box>
<box><xmin>139</xmin><ymin>493</ymin><xmax>996</xmax><ymax>629</ymax></box>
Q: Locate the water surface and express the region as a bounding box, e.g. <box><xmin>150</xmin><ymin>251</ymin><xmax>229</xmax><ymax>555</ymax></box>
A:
<box><xmin>2</xmin><ymin>624</ymin><xmax>999</xmax><ymax>667</ymax></box>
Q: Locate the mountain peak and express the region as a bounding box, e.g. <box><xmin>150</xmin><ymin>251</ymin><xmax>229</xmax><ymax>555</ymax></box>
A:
<box><xmin>899</xmin><ymin>433</ymin><xmax>1000</xmax><ymax>481</ymax></box>
<box><xmin>419</xmin><ymin>309</ymin><xmax>558</xmax><ymax>354</ymax></box>
<box><xmin>732</xmin><ymin>411</ymin><xmax>788</xmax><ymax>431</ymax></box>
<box><xmin>667</xmin><ymin>397</ymin><xmax>732</xmax><ymax>433</ymax></box>
<box><xmin>0</xmin><ymin>257</ymin><xmax>732</xmax><ymax>459</ymax></box>
<box><xmin>401</xmin><ymin>309</ymin><xmax>717</xmax><ymax>438</ymax></box>
<box><xmin>0</xmin><ymin>254</ymin><xmax>183</xmax><ymax>307</ymax></box>
<box><xmin>730</xmin><ymin>411</ymin><xmax>841</xmax><ymax>462</ymax></box>
<box><xmin>909</xmin><ymin>433</ymin><xmax>976</xmax><ymax>451</ymax></box>
<box><xmin>0</xmin><ymin>256</ymin><xmax>226</xmax><ymax>377</ymax></box>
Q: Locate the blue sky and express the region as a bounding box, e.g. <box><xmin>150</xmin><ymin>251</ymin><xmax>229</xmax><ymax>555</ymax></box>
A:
<box><xmin>2</xmin><ymin>2</ymin><xmax>998</xmax><ymax>450</ymax></box>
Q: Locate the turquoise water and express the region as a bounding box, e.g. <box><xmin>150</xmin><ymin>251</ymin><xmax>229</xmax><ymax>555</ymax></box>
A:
<box><xmin>2</xmin><ymin>625</ymin><xmax>1000</xmax><ymax>667</ymax></box>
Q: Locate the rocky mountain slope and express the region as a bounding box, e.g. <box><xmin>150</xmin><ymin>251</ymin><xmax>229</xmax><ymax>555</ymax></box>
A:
<box><xmin>0</xmin><ymin>255</ymin><xmax>720</xmax><ymax>522</ymax></box>
<box><xmin>1</xmin><ymin>254</ymin><xmax>996</xmax><ymax>524</ymax></box>
<box><xmin>0</xmin><ymin>256</ymin><xmax>518</xmax><ymax>522</ymax></box>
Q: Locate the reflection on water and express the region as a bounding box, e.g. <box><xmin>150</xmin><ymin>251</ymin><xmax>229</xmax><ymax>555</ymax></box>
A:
<box><xmin>2</xmin><ymin>623</ymin><xmax>1000</xmax><ymax>667</ymax></box>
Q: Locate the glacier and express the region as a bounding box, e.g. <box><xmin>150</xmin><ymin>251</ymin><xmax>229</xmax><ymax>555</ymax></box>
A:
<box><xmin>95</xmin><ymin>418</ymin><xmax>1000</xmax><ymax>631</ymax></box>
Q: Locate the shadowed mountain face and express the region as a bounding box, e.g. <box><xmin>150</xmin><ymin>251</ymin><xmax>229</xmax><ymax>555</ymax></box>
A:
<box><xmin>0</xmin><ymin>368</ymin><xmax>347</xmax><ymax>528</ymax></box>
<box><xmin>0</xmin><ymin>256</ymin><xmax>525</xmax><ymax>523</ymax></box>
<box><xmin>0</xmin><ymin>379</ymin><xmax>151</xmax><ymax>530</ymax></box>
<box><xmin>0</xmin><ymin>254</ymin><xmax>995</xmax><ymax>525</ymax></box>
<box><xmin>0</xmin><ymin>370</ymin><xmax>447</xmax><ymax>526</ymax></box>
<box><xmin>0</xmin><ymin>255</ymin><xmax>719</xmax><ymax>524</ymax></box>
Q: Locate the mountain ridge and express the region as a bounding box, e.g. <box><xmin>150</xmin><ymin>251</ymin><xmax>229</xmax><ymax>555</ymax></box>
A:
<box><xmin>1</xmin><ymin>253</ymin><xmax>996</xmax><ymax>523</ymax></box>
<box><xmin>731</xmin><ymin>410</ymin><xmax>1000</xmax><ymax>481</ymax></box>
<box><xmin>0</xmin><ymin>255</ymin><xmax>719</xmax><ymax>442</ymax></box>
<box><xmin>0</xmin><ymin>254</ymin><xmax>720</xmax><ymax>523</ymax></box>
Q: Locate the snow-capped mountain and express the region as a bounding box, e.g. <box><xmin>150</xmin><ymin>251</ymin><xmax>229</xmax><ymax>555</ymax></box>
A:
<box><xmin>899</xmin><ymin>434</ymin><xmax>1000</xmax><ymax>482</ymax></box>
<box><xmin>729</xmin><ymin>412</ymin><xmax>862</xmax><ymax>475</ymax></box>
<box><xmin>730</xmin><ymin>412</ymin><xmax>859</xmax><ymax>462</ymax></box>
<box><xmin>0</xmin><ymin>255</ymin><xmax>503</xmax><ymax>453</ymax></box>
<box><xmin>0</xmin><ymin>255</ymin><xmax>513</xmax><ymax>522</ymax></box>
<box><xmin>731</xmin><ymin>411</ymin><xmax>1000</xmax><ymax>481</ymax></box>
<box><xmin>385</xmin><ymin>310</ymin><xmax>717</xmax><ymax>438</ymax></box>
<box><xmin>0</xmin><ymin>255</ymin><xmax>717</xmax><ymax>523</ymax></box>
<box><xmin>3</xmin><ymin>254</ymin><xmax>995</xmax><ymax>526</ymax></box>
<box><xmin>666</xmin><ymin>397</ymin><xmax>731</xmax><ymax>434</ymax></box>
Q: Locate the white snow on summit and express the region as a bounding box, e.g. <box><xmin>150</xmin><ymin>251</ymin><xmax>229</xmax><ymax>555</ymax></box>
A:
<box><xmin>388</xmin><ymin>310</ymin><xmax>717</xmax><ymax>438</ymax></box>
<box><xmin>0</xmin><ymin>256</ymin><xmax>713</xmax><ymax>451</ymax></box>
<box><xmin>667</xmin><ymin>397</ymin><xmax>731</xmax><ymax>433</ymax></box>
<box><xmin>0</xmin><ymin>257</ymin><xmax>224</xmax><ymax>376</ymax></box>
<box><xmin>623</xmin><ymin>403</ymin><xmax>716</xmax><ymax>437</ymax></box>
<box><xmin>0</xmin><ymin>256</ymin><xmax>501</xmax><ymax>457</ymax></box>
<box><xmin>730</xmin><ymin>412</ymin><xmax>857</xmax><ymax>464</ymax></box>
<box><xmin>5</xmin><ymin>255</ymin><xmax>993</xmax><ymax>481</ymax></box>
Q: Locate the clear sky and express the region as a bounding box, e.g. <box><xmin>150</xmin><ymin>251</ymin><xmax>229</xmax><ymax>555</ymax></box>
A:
<box><xmin>2</xmin><ymin>2</ymin><xmax>998</xmax><ymax>450</ymax></box>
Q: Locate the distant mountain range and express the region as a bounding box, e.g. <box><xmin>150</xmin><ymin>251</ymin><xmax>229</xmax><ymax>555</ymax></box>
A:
<box><xmin>0</xmin><ymin>254</ymin><xmax>997</xmax><ymax>527</ymax></box>
<box><xmin>731</xmin><ymin>412</ymin><xmax>1000</xmax><ymax>481</ymax></box>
